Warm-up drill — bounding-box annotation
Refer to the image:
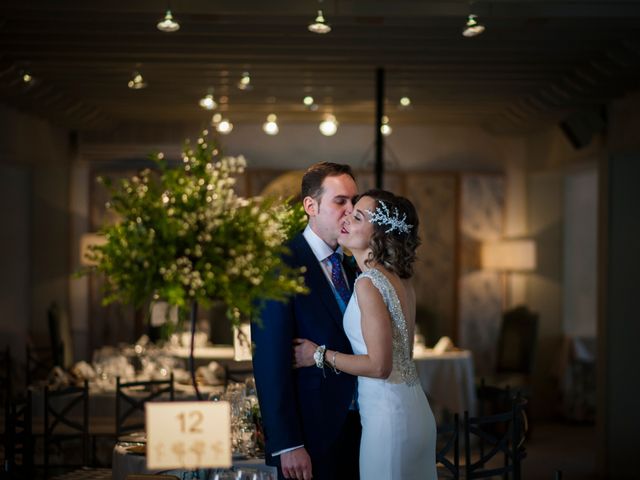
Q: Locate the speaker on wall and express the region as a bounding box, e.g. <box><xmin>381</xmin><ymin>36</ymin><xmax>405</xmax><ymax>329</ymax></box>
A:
<box><xmin>559</xmin><ymin>107</ymin><xmax>607</xmax><ymax>149</ymax></box>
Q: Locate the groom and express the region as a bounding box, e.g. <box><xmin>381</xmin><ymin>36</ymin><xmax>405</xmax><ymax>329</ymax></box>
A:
<box><xmin>252</xmin><ymin>162</ymin><xmax>360</xmax><ymax>480</ymax></box>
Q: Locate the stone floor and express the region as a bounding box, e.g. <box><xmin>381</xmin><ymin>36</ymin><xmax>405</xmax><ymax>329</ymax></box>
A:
<box><xmin>523</xmin><ymin>420</ymin><xmax>598</xmax><ymax>480</ymax></box>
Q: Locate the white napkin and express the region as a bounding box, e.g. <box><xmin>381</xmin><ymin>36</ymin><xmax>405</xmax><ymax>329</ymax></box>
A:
<box><xmin>433</xmin><ymin>336</ymin><xmax>454</xmax><ymax>354</ymax></box>
<box><xmin>196</xmin><ymin>361</ymin><xmax>225</xmax><ymax>385</ymax></box>
<box><xmin>71</xmin><ymin>360</ymin><xmax>96</xmax><ymax>380</ymax></box>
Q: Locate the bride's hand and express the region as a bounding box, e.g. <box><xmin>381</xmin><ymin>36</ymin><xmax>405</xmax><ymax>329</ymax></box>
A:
<box><xmin>292</xmin><ymin>338</ymin><xmax>318</xmax><ymax>368</ymax></box>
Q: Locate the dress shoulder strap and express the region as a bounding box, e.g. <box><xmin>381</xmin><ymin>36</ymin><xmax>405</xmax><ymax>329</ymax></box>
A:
<box><xmin>355</xmin><ymin>268</ymin><xmax>394</xmax><ymax>307</ymax></box>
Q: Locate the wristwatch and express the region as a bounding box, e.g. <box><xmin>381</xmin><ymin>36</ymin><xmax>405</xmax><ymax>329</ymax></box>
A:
<box><xmin>313</xmin><ymin>345</ymin><xmax>327</xmax><ymax>369</ymax></box>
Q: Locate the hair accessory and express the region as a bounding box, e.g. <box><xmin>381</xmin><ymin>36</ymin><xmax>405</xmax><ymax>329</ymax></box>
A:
<box><xmin>366</xmin><ymin>200</ymin><xmax>413</xmax><ymax>234</ymax></box>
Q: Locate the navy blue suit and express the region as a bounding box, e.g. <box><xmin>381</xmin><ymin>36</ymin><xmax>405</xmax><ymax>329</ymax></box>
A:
<box><xmin>251</xmin><ymin>232</ymin><xmax>359</xmax><ymax>479</ymax></box>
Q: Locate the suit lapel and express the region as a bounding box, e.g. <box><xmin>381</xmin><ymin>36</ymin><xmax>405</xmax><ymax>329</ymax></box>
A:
<box><xmin>293</xmin><ymin>234</ymin><xmax>344</xmax><ymax>328</ymax></box>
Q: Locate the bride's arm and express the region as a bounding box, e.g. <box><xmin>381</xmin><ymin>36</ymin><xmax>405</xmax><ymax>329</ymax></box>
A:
<box><xmin>293</xmin><ymin>278</ymin><xmax>392</xmax><ymax>379</ymax></box>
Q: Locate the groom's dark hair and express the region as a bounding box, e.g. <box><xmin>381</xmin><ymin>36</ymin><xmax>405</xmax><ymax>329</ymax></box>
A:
<box><xmin>301</xmin><ymin>162</ymin><xmax>355</xmax><ymax>202</ymax></box>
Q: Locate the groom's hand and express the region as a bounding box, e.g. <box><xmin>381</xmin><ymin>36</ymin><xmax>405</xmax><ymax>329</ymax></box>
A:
<box><xmin>281</xmin><ymin>447</ymin><xmax>312</xmax><ymax>480</ymax></box>
<box><xmin>293</xmin><ymin>338</ymin><xmax>318</xmax><ymax>368</ymax></box>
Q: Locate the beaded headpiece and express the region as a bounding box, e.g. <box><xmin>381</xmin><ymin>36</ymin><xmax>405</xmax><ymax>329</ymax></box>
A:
<box><xmin>366</xmin><ymin>200</ymin><xmax>413</xmax><ymax>235</ymax></box>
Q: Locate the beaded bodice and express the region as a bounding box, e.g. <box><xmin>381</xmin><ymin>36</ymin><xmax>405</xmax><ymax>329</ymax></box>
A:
<box><xmin>354</xmin><ymin>269</ymin><xmax>419</xmax><ymax>386</ymax></box>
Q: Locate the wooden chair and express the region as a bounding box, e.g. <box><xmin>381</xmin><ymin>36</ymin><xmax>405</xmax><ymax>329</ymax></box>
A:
<box><xmin>2</xmin><ymin>390</ymin><xmax>34</xmax><ymax>479</ymax></box>
<box><xmin>463</xmin><ymin>396</ymin><xmax>528</xmax><ymax>480</ymax></box>
<box><xmin>44</xmin><ymin>380</ymin><xmax>90</xmax><ymax>476</ymax></box>
<box><xmin>115</xmin><ymin>375</ymin><xmax>174</xmax><ymax>439</ymax></box>
<box><xmin>436</xmin><ymin>413</ymin><xmax>460</xmax><ymax>479</ymax></box>
<box><xmin>493</xmin><ymin>306</ymin><xmax>539</xmax><ymax>391</ymax></box>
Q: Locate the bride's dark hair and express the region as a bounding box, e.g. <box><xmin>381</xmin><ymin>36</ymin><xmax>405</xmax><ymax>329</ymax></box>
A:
<box><xmin>353</xmin><ymin>189</ymin><xmax>421</xmax><ymax>279</ymax></box>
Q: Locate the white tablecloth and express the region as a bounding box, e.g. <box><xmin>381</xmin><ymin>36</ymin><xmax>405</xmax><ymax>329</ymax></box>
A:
<box><xmin>413</xmin><ymin>347</ymin><xmax>477</xmax><ymax>417</ymax></box>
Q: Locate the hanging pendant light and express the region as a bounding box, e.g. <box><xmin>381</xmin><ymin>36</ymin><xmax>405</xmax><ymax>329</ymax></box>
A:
<box><xmin>199</xmin><ymin>90</ymin><xmax>217</xmax><ymax>110</ymax></box>
<box><xmin>399</xmin><ymin>96</ymin><xmax>411</xmax><ymax>108</ymax></box>
<box><xmin>237</xmin><ymin>71</ymin><xmax>253</xmax><ymax>91</ymax></box>
<box><xmin>380</xmin><ymin>116</ymin><xmax>392</xmax><ymax>136</ymax></box>
<box><xmin>319</xmin><ymin>114</ymin><xmax>338</xmax><ymax>136</ymax></box>
<box><xmin>263</xmin><ymin>114</ymin><xmax>279</xmax><ymax>135</ymax></box>
<box><xmin>157</xmin><ymin>9</ymin><xmax>180</xmax><ymax>32</ymax></box>
<box><xmin>308</xmin><ymin>10</ymin><xmax>331</xmax><ymax>34</ymax></box>
<box><xmin>462</xmin><ymin>14</ymin><xmax>485</xmax><ymax>37</ymax></box>
<box><xmin>127</xmin><ymin>70</ymin><xmax>147</xmax><ymax>89</ymax></box>
<box><xmin>21</xmin><ymin>70</ymin><xmax>34</xmax><ymax>85</ymax></box>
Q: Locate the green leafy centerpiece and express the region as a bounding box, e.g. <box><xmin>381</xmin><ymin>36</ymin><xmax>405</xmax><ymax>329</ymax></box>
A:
<box><xmin>84</xmin><ymin>129</ymin><xmax>307</xmax><ymax>336</ymax></box>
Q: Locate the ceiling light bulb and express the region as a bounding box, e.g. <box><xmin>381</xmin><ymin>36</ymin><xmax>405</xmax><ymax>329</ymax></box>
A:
<box><xmin>128</xmin><ymin>71</ymin><xmax>147</xmax><ymax>89</ymax></box>
<box><xmin>308</xmin><ymin>10</ymin><xmax>331</xmax><ymax>34</ymax></box>
<box><xmin>263</xmin><ymin>114</ymin><xmax>279</xmax><ymax>135</ymax></box>
<box><xmin>381</xmin><ymin>124</ymin><xmax>392</xmax><ymax>136</ymax></box>
<box><xmin>157</xmin><ymin>9</ymin><xmax>180</xmax><ymax>32</ymax></box>
<box><xmin>237</xmin><ymin>72</ymin><xmax>253</xmax><ymax>91</ymax></box>
<box><xmin>303</xmin><ymin>96</ymin><xmax>314</xmax><ymax>106</ymax></box>
<box><xmin>399</xmin><ymin>96</ymin><xmax>411</xmax><ymax>107</ymax></box>
<box><xmin>211</xmin><ymin>113</ymin><xmax>222</xmax><ymax>125</ymax></box>
<box><xmin>216</xmin><ymin>119</ymin><xmax>233</xmax><ymax>134</ymax></box>
<box><xmin>463</xmin><ymin>14</ymin><xmax>485</xmax><ymax>37</ymax></box>
<box><xmin>319</xmin><ymin>115</ymin><xmax>338</xmax><ymax>136</ymax></box>
<box><xmin>22</xmin><ymin>72</ymin><xmax>33</xmax><ymax>84</ymax></box>
<box><xmin>199</xmin><ymin>93</ymin><xmax>217</xmax><ymax>110</ymax></box>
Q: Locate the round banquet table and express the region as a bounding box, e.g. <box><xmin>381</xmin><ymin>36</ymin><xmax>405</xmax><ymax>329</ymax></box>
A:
<box><xmin>112</xmin><ymin>443</ymin><xmax>276</xmax><ymax>480</ymax></box>
<box><xmin>413</xmin><ymin>347</ymin><xmax>477</xmax><ymax>418</ymax></box>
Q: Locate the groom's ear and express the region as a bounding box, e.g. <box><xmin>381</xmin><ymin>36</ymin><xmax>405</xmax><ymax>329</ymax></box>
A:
<box><xmin>303</xmin><ymin>195</ymin><xmax>317</xmax><ymax>217</ymax></box>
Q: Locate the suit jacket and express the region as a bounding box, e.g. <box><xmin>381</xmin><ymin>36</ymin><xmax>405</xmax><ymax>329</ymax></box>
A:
<box><xmin>251</xmin><ymin>232</ymin><xmax>358</xmax><ymax>467</ymax></box>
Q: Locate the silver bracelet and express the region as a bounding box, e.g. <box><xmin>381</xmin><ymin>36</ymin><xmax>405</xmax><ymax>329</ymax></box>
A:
<box><xmin>330</xmin><ymin>350</ymin><xmax>340</xmax><ymax>375</ymax></box>
<box><xmin>313</xmin><ymin>345</ymin><xmax>327</xmax><ymax>369</ymax></box>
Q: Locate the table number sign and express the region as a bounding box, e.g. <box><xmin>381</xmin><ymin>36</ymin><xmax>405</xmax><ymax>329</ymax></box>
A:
<box><xmin>146</xmin><ymin>401</ymin><xmax>232</xmax><ymax>469</ymax></box>
<box><xmin>233</xmin><ymin>322</ymin><xmax>252</xmax><ymax>361</ymax></box>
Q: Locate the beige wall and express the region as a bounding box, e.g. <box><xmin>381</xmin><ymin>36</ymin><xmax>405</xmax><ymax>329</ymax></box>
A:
<box><xmin>518</xmin><ymin>125</ymin><xmax>604</xmax><ymax>418</ymax></box>
<box><xmin>0</xmin><ymin>104</ymin><xmax>72</xmax><ymax>361</ymax></box>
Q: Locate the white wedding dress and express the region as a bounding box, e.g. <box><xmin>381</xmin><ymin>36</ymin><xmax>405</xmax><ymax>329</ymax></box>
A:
<box><xmin>344</xmin><ymin>269</ymin><xmax>437</xmax><ymax>480</ymax></box>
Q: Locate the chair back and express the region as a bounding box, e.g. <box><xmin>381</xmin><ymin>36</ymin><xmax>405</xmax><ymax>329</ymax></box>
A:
<box><xmin>115</xmin><ymin>375</ymin><xmax>174</xmax><ymax>439</ymax></box>
<box><xmin>477</xmin><ymin>379</ymin><xmax>513</xmax><ymax>417</ymax></box>
<box><xmin>3</xmin><ymin>390</ymin><xmax>34</xmax><ymax>478</ymax></box>
<box><xmin>436</xmin><ymin>413</ymin><xmax>460</xmax><ymax>479</ymax></box>
<box><xmin>496</xmin><ymin>306</ymin><xmax>538</xmax><ymax>375</ymax></box>
<box><xmin>464</xmin><ymin>396</ymin><xmax>528</xmax><ymax>480</ymax></box>
<box><xmin>26</xmin><ymin>344</ymin><xmax>54</xmax><ymax>387</ymax></box>
<box><xmin>44</xmin><ymin>380</ymin><xmax>90</xmax><ymax>472</ymax></box>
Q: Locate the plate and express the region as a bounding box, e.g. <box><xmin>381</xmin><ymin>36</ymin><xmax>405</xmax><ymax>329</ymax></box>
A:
<box><xmin>119</xmin><ymin>431</ymin><xmax>147</xmax><ymax>443</ymax></box>
<box><xmin>125</xmin><ymin>444</ymin><xmax>146</xmax><ymax>455</ymax></box>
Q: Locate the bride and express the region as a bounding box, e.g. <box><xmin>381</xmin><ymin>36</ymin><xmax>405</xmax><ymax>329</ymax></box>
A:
<box><xmin>294</xmin><ymin>189</ymin><xmax>437</xmax><ymax>480</ymax></box>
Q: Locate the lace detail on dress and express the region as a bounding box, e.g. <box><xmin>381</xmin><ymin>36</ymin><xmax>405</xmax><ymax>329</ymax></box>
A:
<box><xmin>356</xmin><ymin>269</ymin><xmax>419</xmax><ymax>386</ymax></box>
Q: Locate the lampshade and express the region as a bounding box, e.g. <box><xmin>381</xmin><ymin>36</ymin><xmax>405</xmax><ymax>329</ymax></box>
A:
<box><xmin>481</xmin><ymin>239</ymin><xmax>536</xmax><ymax>271</ymax></box>
<box><xmin>80</xmin><ymin>233</ymin><xmax>106</xmax><ymax>266</ymax></box>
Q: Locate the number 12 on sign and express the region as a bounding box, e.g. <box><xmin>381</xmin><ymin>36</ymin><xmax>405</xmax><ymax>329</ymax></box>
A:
<box><xmin>146</xmin><ymin>401</ymin><xmax>232</xmax><ymax>469</ymax></box>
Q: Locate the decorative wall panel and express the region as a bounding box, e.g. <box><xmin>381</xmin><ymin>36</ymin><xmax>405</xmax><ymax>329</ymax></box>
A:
<box><xmin>459</xmin><ymin>174</ymin><xmax>504</xmax><ymax>375</ymax></box>
<box><xmin>405</xmin><ymin>173</ymin><xmax>457</xmax><ymax>346</ymax></box>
